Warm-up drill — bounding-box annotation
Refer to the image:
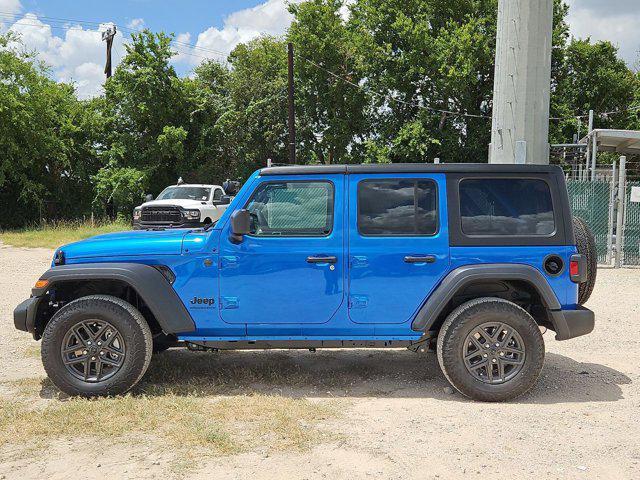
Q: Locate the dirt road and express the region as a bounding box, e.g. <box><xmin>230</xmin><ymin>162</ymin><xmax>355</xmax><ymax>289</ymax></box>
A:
<box><xmin>1</xmin><ymin>244</ymin><xmax>639</xmax><ymax>479</ymax></box>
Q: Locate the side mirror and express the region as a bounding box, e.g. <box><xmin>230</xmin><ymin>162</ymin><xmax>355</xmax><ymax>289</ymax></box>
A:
<box><xmin>230</xmin><ymin>209</ymin><xmax>251</xmax><ymax>243</ymax></box>
<box><xmin>145</xmin><ymin>194</ymin><xmax>154</xmax><ymax>202</ymax></box>
<box><xmin>216</xmin><ymin>195</ymin><xmax>231</xmax><ymax>205</ymax></box>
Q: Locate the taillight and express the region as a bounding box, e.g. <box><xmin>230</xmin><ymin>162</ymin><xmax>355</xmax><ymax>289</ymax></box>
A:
<box><xmin>570</xmin><ymin>260</ymin><xmax>579</xmax><ymax>277</ymax></box>
<box><xmin>570</xmin><ymin>254</ymin><xmax>586</xmax><ymax>283</ymax></box>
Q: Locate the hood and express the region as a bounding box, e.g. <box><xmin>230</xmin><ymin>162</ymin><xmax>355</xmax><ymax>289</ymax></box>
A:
<box><xmin>58</xmin><ymin>229</ymin><xmax>192</xmax><ymax>261</ymax></box>
<box><xmin>140</xmin><ymin>199</ymin><xmax>209</xmax><ymax>209</ymax></box>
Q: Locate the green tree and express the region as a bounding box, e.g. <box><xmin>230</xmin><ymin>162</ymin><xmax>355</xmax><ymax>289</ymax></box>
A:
<box><xmin>101</xmin><ymin>30</ymin><xmax>191</xmax><ymax>193</ymax></box>
<box><xmin>551</xmin><ymin>38</ymin><xmax>637</xmax><ymax>142</ymax></box>
<box><xmin>224</xmin><ymin>36</ymin><xmax>290</xmax><ymax>178</ymax></box>
<box><xmin>0</xmin><ymin>33</ymin><xmax>101</xmax><ymax>228</ymax></box>
<box><xmin>288</xmin><ymin>0</ymin><xmax>369</xmax><ymax>164</ymax></box>
<box><xmin>93</xmin><ymin>162</ymin><xmax>148</xmax><ymax>217</ymax></box>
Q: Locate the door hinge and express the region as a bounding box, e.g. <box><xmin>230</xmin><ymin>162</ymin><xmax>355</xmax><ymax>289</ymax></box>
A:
<box><xmin>349</xmin><ymin>295</ymin><xmax>368</xmax><ymax>309</ymax></box>
<box><xmin>351</xmin><ymin>256</ymin><xmax>369</xmax><ymax>268</ymax></box>
<box><xmin>220</xmin><ymin>297</ymin><xmax>239</xmax><ymax>309</ymax></box>
<box><xmin>219</xmin><ymin>256</ymin><xmax>238</xmax><ymax>269</ymax></box>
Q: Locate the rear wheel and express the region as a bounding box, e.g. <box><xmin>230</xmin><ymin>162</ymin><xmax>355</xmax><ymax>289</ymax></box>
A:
<box><xmin>437</xmin><ymin>297</ymin><xmax>545</xmax><ymax>402</ymax></box>
<box><xmin>41</xmin><ymin>295</ymin><xmax>153</xmax><ymax>397</ymax></box>
<box><xmin>573</xmin><ymin>216</ymin><xmax>597</xmax><ymax>304</ymax></box>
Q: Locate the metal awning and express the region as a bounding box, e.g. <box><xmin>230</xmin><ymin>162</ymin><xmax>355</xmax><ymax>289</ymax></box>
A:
<box><xmin>580</xmin><ymin>129</ymin><xmax>640</xmax><ymax>155</ymax></box>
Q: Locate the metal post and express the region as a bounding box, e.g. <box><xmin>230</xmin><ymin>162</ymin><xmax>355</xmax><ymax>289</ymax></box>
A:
<box><xmin>287</xmin><ymin>42</ymin><xmax>296</xmax><ymax>165</ymax></box>
<box><xmin>585</xmin><ymin>109</ymin><xmax>594</xmax><ymax>180</ymax></box>
<box><xmin>615</xmin><ymin>156</ymin><xmax>626</xmax><ymax>268</ymax></box>
<box><xmin>606</xmin><ymin>160</ymin><xmax>617</xmax><ymax>265</ymax></box>
<box><xmin>590</xmin><ymin>131</ymin><xmax>598</xmax><ymax>181</ymax></box>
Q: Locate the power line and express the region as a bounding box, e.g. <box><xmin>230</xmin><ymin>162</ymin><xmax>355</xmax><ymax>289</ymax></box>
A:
<box><xmin>301</xmin><ymin>56</ymin><xmax>492</xmax><ymax>120</ymax></box>
<box><xmin>0</xmin><ymin>11</ymin><xmax>229</xmax><ymax>60</ymax></box>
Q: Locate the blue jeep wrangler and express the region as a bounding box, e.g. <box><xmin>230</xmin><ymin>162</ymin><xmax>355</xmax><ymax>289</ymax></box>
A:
<box><xmin>14</xmin><ymin>164</ymin><xmax>597</xmax><ymax>401</ymax></box>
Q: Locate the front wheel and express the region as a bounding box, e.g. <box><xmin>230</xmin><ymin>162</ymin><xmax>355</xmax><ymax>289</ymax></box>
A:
<box><xmin>41</xmin><ymin>295</ymin><xmax>153</xmax><ymax>397</ymax></box>
<box><xmin>437</xmin><ymin>297</ymin><xmax>545</xmax><ymax>402</ymax></box>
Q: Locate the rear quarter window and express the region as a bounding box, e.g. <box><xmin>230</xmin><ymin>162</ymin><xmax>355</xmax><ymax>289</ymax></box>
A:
<box><xmin>459</xmin><ymin>178</ymin><xmax>555</xmax><ymax>236</ymax></box>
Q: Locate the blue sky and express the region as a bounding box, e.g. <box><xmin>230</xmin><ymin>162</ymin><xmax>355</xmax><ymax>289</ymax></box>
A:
<box><xmin>0</xmin><ymin>0</ymin><xmax>301</xmax><ymax>97</ymax></box>
<box><xmin>19</xmin><ymin>0</ymin><xmax>261</xmax><ymax>41</ymax></box>
<box><xmin>1</xmin><ymin>0</ymin><xmax>639</xmax><ymax>99</ymax></box>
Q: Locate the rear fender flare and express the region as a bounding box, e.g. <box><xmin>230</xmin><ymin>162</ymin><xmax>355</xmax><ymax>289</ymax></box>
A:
<box><xmin>411</xmin><ymin>264</ymin><xmax>561</xmax><ymax>332</ymax></box>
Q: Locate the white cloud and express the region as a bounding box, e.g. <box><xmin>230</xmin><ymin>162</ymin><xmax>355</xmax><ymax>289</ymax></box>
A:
<box><xmin>7</xmin><ymin>13</ymin><xmax>127</xmax><ymax>98</ymax></box>
<box><xmin>0</xmin><ymin>0</ymin><xmax>22</xmax><ymax>30</ymax></box>
<box><xmin>2</xmin><ymin>0</ymin><xmax>303</xmax><ymax>96</ymax></box>
<box><xmin>176</xmin><ymin>0</ymin><xmax>303</xmax><ymax>65</ymax></box>
<box><xmin>565</xmin><ymin>0</ymin><xmax>640</xmax><ymax>66</ymax></box>
<box><xmin>127</xmin><ymin>18</ymin><xmax>144</xmax><ymax>30</ymax></box>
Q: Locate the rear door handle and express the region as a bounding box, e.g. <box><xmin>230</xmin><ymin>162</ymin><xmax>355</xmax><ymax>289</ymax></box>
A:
<box><xmin>307</xmin><ymin>255</ymin><xmax>338</xmax><ymax>264</ymax></box>
<box><xmin>404</xmin><ymin>255</ymin><xmax>436</xmax><ymax>264</ymax></box>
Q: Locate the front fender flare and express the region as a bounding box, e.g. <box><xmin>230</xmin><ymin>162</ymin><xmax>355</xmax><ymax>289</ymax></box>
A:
<box><xmin>35</xmin><ymin>263</ymin><xmax>196</xmax><ymax>334</ymax></box>
<box><xmin>411</xmin><ymin>263</ymin><xmax>562</xmax><ymax>333</ymax></box>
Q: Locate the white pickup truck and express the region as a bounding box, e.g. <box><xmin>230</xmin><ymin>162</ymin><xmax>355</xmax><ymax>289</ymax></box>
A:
<box><xmin>133</xmin><ymin>183</ymin><xmax>234</xmax><ymax>229</ymax></box>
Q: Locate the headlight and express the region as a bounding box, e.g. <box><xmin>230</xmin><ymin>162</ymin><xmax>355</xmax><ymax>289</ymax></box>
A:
<box><xmin>183</xmin><ymin>209</ymin><xmax>200</xmax><ymax>219</ymax></box>
<box><xmin>133</xmin><ymin>208</ymin><xmax>141</xmax><ymax>220</ymax></box>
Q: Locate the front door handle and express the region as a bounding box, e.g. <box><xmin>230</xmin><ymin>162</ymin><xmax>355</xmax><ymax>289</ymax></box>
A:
<box><xmin>307</xmin><ymin>255</ymin><xmax>338</xmax><ymax>264</ymax></box>
<box><xmin>404</xmin><ymin>255</ymin><xmax>436</xmax><ymax>264</ymax></box>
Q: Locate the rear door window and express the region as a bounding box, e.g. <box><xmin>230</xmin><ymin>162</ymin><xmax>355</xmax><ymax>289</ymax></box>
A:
<box><xmin>459</xmin><ymin>179</ymin><xmax>555</xmax><ymax>236</ymax></box>
<box><xmin>357</xmin><ymin>179</ymin><xmax>438</xmax><ymax>236</ymax></box>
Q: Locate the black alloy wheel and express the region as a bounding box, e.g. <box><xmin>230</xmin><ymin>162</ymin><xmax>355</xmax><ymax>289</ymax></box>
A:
<box><xmin>61</xmin><ymin>319</ymin><xmax>126</xmax><ymax>383</ymax></box>
<box><xmin>462</xmin><ymin>322</ymin><xmax>526</xmax><ymax>384</ymax></box>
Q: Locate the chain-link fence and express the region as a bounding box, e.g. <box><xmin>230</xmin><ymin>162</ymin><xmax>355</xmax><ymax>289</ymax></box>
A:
<box><xmin>566</xmin><ymin>180</ymin><xmax>613</xmax><ymax>264</ymax></box>
<box><xmin>622</xmin><ymin>181</ymin><xmax>640</xmax><ymax>266</ymax></box>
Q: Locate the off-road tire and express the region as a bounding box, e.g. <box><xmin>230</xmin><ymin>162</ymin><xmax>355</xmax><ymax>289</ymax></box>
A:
<box><xmin>437</xmin><ymin>297</ymin><xmax>545</xmax><ymax>402</ymax></box>
<box><xmin>573</xmin><ymin>216</ymin><xmax>597</xmax><ymax>304</ymax></box>
<box><xmin>41</xmin><ymin>295</ymin><xmax>153</xmax><ymax>397</ymax></box>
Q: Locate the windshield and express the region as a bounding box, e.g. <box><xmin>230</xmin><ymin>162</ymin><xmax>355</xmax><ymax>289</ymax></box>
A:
<box><xmin>156</xmin><ymin>186</ymin><xmax>211</xmax><ymax>201</ymax></box>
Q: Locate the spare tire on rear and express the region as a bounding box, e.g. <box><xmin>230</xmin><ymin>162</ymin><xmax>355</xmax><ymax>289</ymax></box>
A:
<box><xmin>573</xmin><ymin>216</ymin><xmax>597</xmax><ymax>304</ymax></box>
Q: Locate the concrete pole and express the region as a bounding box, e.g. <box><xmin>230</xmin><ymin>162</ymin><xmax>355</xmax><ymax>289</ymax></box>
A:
<box><xmin>490</xmin><ymin>0</ymin><xmax>553</xmax><ymax>164</ymax></box>
<box><xmin>615</xmin><ymin>156</ymin><xmax>626</xmax><ymax>268</ymax></box>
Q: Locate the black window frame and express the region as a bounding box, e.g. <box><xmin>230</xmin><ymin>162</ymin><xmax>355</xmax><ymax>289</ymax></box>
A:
<box><xmin>243</xmin><ymin>180</ymin><xmax>335</xmax><ymax>238</ymax></box>
<box><xmin>356</xmin><ymin>178</ymin><xmax>439</xmax><ymax>237</ymax></box>
<box><xmin>212</xmin><ymin>188</ymin><xmax>223</xmax><ymax>201</ymax></box>
<box><xmin>447</xmin><ymin>172</ymin><xmax>572</xmax><ymax>247</ymax></box>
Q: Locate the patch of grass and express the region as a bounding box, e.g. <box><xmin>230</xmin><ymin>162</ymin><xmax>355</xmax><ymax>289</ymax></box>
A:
<box><xmin>1</xmin><ymin>219</ymin><xmax>130</xmax><ymax>249</ymax></box>
<box><xmin>0</xmin><ymin>378</ymin><xmax>340</xmax><ymax>457</ymax></box>
<box><xmin>23</xmin><ymin>343</ymin><xmax>40</xmax><ymax>359</ymax></box>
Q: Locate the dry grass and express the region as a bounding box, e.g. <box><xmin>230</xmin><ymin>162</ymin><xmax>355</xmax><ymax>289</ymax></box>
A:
<box><xmin>23</xmin><ymin>343</ymin><xmax>40</xmax><ymax>359</ymax></box>
<box><xmin>0</xmin><ymin>374</ymin><xmax>341</xmax><ymax>457</ymax></box>
<box><xmin>1</xmin><ymin>220</ymin><xmax>130</xmax><ymax>249</ymax></box>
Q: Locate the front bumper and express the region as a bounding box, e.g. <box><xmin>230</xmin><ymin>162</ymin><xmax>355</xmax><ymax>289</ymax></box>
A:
<box><xmin>550</xmin><ymin>306</ymin><xmax>595</xmax><ymax>341</ymax></box>
<box><xmin>14</xmin><ymin>296</ymin><xmax>41</xmax><ymax>335</ymax></box>
<box><xmin>132</xmin><ymin>219</ymin><xmax>202</xmax><ymax>230</ymax></box>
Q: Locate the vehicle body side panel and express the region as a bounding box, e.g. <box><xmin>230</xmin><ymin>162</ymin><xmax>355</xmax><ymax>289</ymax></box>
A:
<box><xmin>448</xmin><ymin>246</ymin><xmax>579</xmax><ymax>308</ymax></box>
<box><xmin>217</xmin><ymin>174</ymin><xmax>345</xmax><ymax>326</ymax></box>
<box><xmin>347</xmin><ymin>173</ymin><xmax>451</xmax><ymax>324</ymax></box>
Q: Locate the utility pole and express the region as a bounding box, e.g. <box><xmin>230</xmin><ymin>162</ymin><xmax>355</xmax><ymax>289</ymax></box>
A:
<box><xmin>489</xmin><ymin>0</ymin><xmax>553</xmax><ymax>164</ymax></box>
<box><xmin>287</xmin><ymin>42</ymin><xmax>296</xmax><ymax>165</ymax></box>
<box><xmin>102</xmin><ymin>24</ymin><xmax>117</xmax><ymax>79</ymax></box>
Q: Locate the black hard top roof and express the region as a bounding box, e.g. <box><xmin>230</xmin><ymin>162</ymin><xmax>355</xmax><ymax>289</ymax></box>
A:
<box><xmin>260</xmin><ymin>163</ymin><xmax>563</xmax><ymax>176</ymax></box>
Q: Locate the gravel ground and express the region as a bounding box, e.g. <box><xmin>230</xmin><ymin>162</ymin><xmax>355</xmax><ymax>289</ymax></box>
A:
<box><xmin>1</xmin><ymin>244</ymin><xmax>639</xmax><ymax>479</ymax></box>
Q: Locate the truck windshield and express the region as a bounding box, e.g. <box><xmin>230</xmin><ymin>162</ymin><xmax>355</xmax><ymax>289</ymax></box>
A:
<box><xmin>156</xmin><ymin>187</ymin><xmax>211</xmax><ymax>201</ymax></box>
